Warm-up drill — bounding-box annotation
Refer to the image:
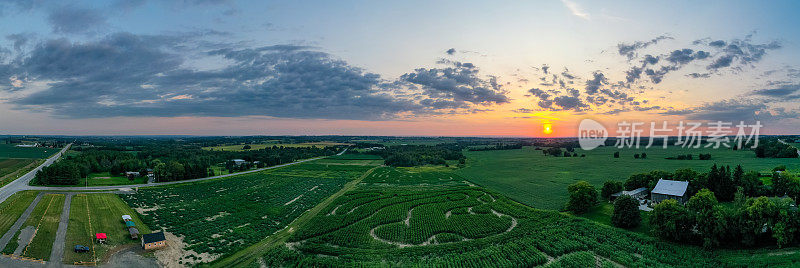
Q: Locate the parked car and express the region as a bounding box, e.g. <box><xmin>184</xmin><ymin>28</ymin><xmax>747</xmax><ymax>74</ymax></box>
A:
<box><xmin>74</xmin><ymin>245</ymin><xmax>90</xmax><ymax>253</ymax></box>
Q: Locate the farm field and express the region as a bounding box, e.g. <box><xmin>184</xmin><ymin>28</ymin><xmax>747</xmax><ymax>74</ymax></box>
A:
<box><xmin>64</xmin><ymin>193</ymin><xmax>152</xmax><ymax>265</ymax></box>
<box><xmin>202</xmin><ymin>142</ymin><xmax>350</xmax><ymax>151</ymax></box>
<box><xmin>0</xmin><ymin>159</ymin><xmax>35</xmax><ymax>179</ymax></box>
<box><xmin>237</xmin><ymin>167</ymin><xmax>724</xmax><ymax>267</ymax></box>
<box><xmin>120</xmin><ymin>160</ymin><xmax>375</xmax><ymax>265</ymax></box>
<box><xmin>456</xmin><ymin>146</ymin><xmax>800</xmax><ymax>209</ymax></box>
<box><xmin>2</xmin><ymin>193</ymin><xmax>65</xmax><ymax>261</ymax></box>
<box><xmin>0</xmin><ymin>144</ymin><xmax>56</xmax><ymax>159</ymax></box>
<box><xmin>0</xmin><ymin>191</ymin><xmax>38</xmax><ymax>237</ymax></box>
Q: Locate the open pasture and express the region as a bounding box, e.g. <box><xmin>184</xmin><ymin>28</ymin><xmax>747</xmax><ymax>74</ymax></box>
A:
<box><xmin>0</xmin><ymin>144</ymin><xmax>55</xmax><ymax>159</ymax></box>
<box><xmin>456</xmin><ymin>146</ymin><xmax>800</xmax><ymax>210</ymax></box>
<box><xmin>120</xmin><ymin>161</ymin><xmax>373</xmax><ymax>263</ymax></box>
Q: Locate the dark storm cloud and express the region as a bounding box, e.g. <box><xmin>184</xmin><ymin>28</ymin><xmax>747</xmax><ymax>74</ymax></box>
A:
<box><xmin>665</xmin><ymin>49</ymin><xmax>709</xmax><ymax>65</ymax></box>
<box><xmin>2</xmin><ymin>33</ymin><xmax>509</xmax><ymax>120</ymax></box>
<box><xmin>446</xmin><ymin>48</ymin><xmax>456</xmax><ymax>55</ymax></box>
<box><xmin>617</xmin><ymin>35</ymin><xmax>672</xmax><ymax>60</ymax></box>
<box><xmin>47</xmin><ymin>6</ymin><xmax>107</xmax><ymax>34</ymax></box>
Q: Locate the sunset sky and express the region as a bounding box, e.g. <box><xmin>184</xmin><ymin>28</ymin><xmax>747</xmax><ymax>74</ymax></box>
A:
<box><xmin>1</xmin><ymin>0</ymin><xmax>799</xmax><ymax>136</ymax></box>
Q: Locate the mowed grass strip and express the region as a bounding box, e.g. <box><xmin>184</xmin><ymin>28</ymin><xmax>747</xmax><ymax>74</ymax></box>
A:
<box><xmin>2</xmin><ymin>193</ymin><xmax>58</xmax><ymax>255</ymax></box>
<box><xmin>22</xmin><ymin>194</ymin><xmax>65</xmax><ymax>261</ymax></box>
<box><xmin>0</xmin><ymin>191</ymin><xmax>39</xmax><ymax>237</ymax></box>
<box><xmin>63</xmin><ymin>194</ymin><xmax>94</xmax><ymax>264</ymax></box>
<box><xmin>87</xmin><ymin>194</ymin><xmax>152</xmax><ymax>261</ymax></box>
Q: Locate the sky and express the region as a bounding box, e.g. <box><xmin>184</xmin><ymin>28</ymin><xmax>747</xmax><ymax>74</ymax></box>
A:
<box><xmin>0</xmin><ymin>0</ymin><xmax>799</xmax><ymax>137</ymax></box>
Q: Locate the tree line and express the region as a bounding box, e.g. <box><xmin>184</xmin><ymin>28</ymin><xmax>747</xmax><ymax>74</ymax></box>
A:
<box><xmin>366</xmin><ymin>144</ymin><xmax>465</xmax><ymax>167</ymax></box>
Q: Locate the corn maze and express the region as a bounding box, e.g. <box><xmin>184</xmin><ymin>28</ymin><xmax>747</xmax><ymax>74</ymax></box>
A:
<box><xmin>254</xmin><ymin>169</ymin><xmax>725</xmax><ymax>267</ymax></box>
<box><xmin>120</xmin><ymin>162</ymin><xmax>372</xmax><ymax>260</ymax></box>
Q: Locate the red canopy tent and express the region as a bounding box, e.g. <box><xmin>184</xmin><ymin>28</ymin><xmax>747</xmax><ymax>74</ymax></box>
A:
<box><xmin>96</xmin><ymin>233</ymin><xmax>107</xmax><ymax>243</ymax></box>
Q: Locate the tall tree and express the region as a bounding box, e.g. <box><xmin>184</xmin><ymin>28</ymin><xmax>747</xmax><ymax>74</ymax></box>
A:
<box><xmin>611</xmin><ymin>195</ymin><xmax>641</xmax><ymax>228</ymax></box>
<box><xmin>566</xmin><ymin>181</ymin><xmax>598</xmax><ymax>214</ymax></box>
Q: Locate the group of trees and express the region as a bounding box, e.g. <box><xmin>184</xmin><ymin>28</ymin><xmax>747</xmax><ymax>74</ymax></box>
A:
<box><xmin>651</xmin><ymin>189</ymin><xmax>799</xmax><ymax>249</ymax></box>
<box><xmin>633</xmin><ymin>153</ymin><xmax>647</xmax><ymax>159</ymax></box>
<box><xmin>467</xmin><ymin>143</ymin><xmax>524</xmax><ymax>151</ymax></box>
<box><xmin>367</xmin><ymin>144</ymin><xmax>465</xmax><ymax>167</ymax></box>
<box><xmin>543</xmin><ymin>147</ymin><xmax>584</xmax><ymax>157</ymax></box>
<box><xmin>35</xmin><ymin>142</ymin><xmax>339</xmax><ymax>185</ymax></box>
<box><xmin>755</xmin><ymin>140</ymin><xmax>799</xmax><ymax>158</ymax></box>
<box><xmin>620</xmin><ymin>164</ymin><xmax>778</xmax><ymax>201</ymax></box>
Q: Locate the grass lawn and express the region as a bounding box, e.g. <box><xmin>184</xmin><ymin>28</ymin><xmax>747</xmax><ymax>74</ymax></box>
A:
<box><xmin>2</xmin><ymin>193</ymin><xmax>65</xmax><ymax>261</ymax></box>
<box><xmin>0</xmin><ymin>144</ymin><xmax>57</xmax><ymax>159</ymax></box>
<box><xmin>203</xmin><ymin>142</ymin><xmax>350</xmax><ymax>151</ymax></box>
<box><xmin>571</xmin><ymin>202</ymin><xmax>651</xmax><ymax>235</ymax></box>
<box><xmin>455</xmin><ymin>146</ymin><xmax>800</xmax><ymax>210</ymax></box>
<box><xmin>83</xmin><ymin>172</ymin><xmax>147</xmax><ymax>186</ymax></box>
<box><xmin>64</xmin><ymin>193</ymin><xmax>152</xmax><ymax>264</ymax></box>
<box><xmin>90</xmin><ymin>194</ymin><xmax>152</xmax><ymax>263</ymax></box>
<box><xmin>0</xmin><ymin>191</ymin><xmax>39</xmax><ymax>237</ymax></box>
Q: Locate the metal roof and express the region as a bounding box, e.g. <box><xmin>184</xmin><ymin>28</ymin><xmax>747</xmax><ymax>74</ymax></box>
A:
<box><xmin>612</xmin><ymin>187</ymin><xmax>649</xmax><ymax>197</ymax></box>
<box><xmin>652</xmin><ymin>179</ymin><xmax>689</xmax><ymax>197</ymax></box>
<box><xmin>142</xmin><ymin>232</ymin><xmax>166</xmax><ymax>244</ymax></box>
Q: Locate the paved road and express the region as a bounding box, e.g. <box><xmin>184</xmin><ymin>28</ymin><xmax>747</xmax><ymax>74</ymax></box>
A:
<box><xmin>48</xmin><ymin>193</ymin><xmax>73</xmax><ymax>265</ymax></box>
<box><xmin>0</xmin><ymin>144</ymin><xmax>72</xmax><ymax>204</ymax></box>
<box><xmin>0</xmin><ymin>192</ymin><xmax>44</xmax><ymax>251</ymax></box>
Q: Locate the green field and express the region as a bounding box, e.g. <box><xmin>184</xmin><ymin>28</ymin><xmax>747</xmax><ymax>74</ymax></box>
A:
<box><xmin>2</xmin><ymin>194</ymin><xmax>65</xmax><ymax>261</ymax></box>
<box><xmin>120</xmin><ymin>160</ymin><xmax>374</xmax><ymax>264</ymax></box>
<box><xmin>0</xmin><ymin>159</ymin><xmax>39</xmax><ymax>187</ymax></box>
<box><xmin>64</xmin><ymin>193</ymin><xmax>152</xmax><ymax>264</ymax></box>
<box><xmin>202</xmin><ymin>142</ymin><xmax>350</xmax><ymax>151</ymax></box>
<box><xmin>0</xmin><ymin>191</ymin><xmax>39</xmax><ymax>237</ymax></box>
<box><xmin>571</xmin><ymin>202</ymin><xmax>651</xmax><ymax>235</ymax></box>
<box><xmin>0</xmin><ymin>144</ymin><xmax>56</xmax><ymax>159</ymax></box>
<box><xmin>230</xmin><ymin>167</ymin><xmax>725</xmax><ymax>267</ymax></box>
<box><xmin>456</xmin><ymin>146</ymin><xmax>799</xmax><ymax>210</ymax></box>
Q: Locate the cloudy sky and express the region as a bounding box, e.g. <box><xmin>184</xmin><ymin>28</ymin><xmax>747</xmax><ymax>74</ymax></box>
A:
<box><xmin>0</xmin><ymin>0</ymin><xmax>799</xmax><ymax>136</ymax></box>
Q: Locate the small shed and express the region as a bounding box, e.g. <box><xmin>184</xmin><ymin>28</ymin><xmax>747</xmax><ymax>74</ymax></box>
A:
<box><xmin>122</xmin><ymin>215</ymin><xmax>132</xmax><ymax>221</ymax></box>
<box><xmin>129</xmin><ymin>227</ymin><xmax>140</xmax><ymax>239</ymax></box>
<box><xmin>95</xmin><ymin>233</ymin><xmax>107</xmax><ymax>244</ymax></box>
<box><xmin>232</xmin><ymin>159</ymin><xmax>247</xmax><ymax>165</ymax></box>
<box><xmin>651</xmin><ymin>179</ymin><xmax>690</xmax><ymax>204</ymax></box>
<box><xmin>610</xmin><ymin>187</ymin><xmax>650</xmax><ymax>200</ymax></box>
<box><xmin>126</xmin><ymin>221</ymin><xmax>136</xmax><ymax>228</ymax></box>
<box><xmin>125</xmin><ymin>171</ymin><xmax>140</xmax><ymax>178</ymax></box>
<box><xmin>142</xmin><ymin>232</ymin><xmax>167</xmax><ymax>250</ymax></box>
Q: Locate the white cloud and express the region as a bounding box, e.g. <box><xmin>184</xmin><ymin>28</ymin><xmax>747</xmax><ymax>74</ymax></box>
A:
<box><xmin>560</xmin><ymin>0</ymin><xmax>590</xmax><ymax>20</ymax></box>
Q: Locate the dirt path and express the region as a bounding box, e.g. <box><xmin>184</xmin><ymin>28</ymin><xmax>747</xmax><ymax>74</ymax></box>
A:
<box><xmin>210</xmin><ymin>166</ymin><xmax>377</xmax><ymax>268</ymax></box>
<box><xmin>0</xmin><ymin>192</ymin><xmax>44</xmax><ymax>250</ymax></box>
<box><xmin>48</xmin><ymin>193</ymin><xmax>73</xmax><ymax>263</ymax></box>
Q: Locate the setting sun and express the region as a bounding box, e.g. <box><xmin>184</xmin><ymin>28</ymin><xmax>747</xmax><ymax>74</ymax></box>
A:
<box><xmin>542</xmin><ymin>123</ymin><xmax>553</xmax><ymax>135</ymax></box>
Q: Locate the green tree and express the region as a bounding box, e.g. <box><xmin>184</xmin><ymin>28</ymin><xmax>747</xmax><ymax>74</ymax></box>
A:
<box><xmin>566</xmin><ymin>181</ymin><xmax>598</xmax><ymax>214</ymax></box>
<box><xmin>611</xmin><ymin>195</ymin><xmax>640</xmax><ymax>228</ymax></box>
<box><xmin>601</xmin><ymin>180</ymin><xmax>624</xmax><ymax>200</ymax></box>
<box><xmin>613</xmin><ymin>151</ymin><xmax>619</xmax><ymax>158</ymax></box>
<box><xmin>687</xmin><ymin>189</ymin><xmax>726</xmax><ymax>248</ymax></box>
<box><xmin>650</xmin><ymin>199</ymin><xmax>694</xmax><ymax>242</ymax></box>
<box><xmin>739</xmin><ymin>197</ymin><xmax>777</xmax><ymax>246</ymax></box>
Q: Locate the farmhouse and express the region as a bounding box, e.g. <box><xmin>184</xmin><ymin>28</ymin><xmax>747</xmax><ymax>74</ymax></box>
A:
<box><xmin>651</xmin><ymin>179</ymin><xmax>689</xmax><ymax>204</ymax></box>
<box><xmin>232</xmin><ymin>159</ymin><xmax>247</xmax><ymax>165</ymax></box>
<box><xmin>611</xmin><ymin>187</ymin><xmax>649</xmax><ymax>200</ymax></box>
<box><xmin>142</xmin><ymin>232</ymin><xmax>167</xmax><ymax>250</ymax></box>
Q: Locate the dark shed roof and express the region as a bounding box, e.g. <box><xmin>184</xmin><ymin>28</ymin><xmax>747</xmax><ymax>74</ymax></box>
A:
<box><xmin>142</xmin><ymin>232</ymin><xmax>166</xmax><ymax>244</ymax></box>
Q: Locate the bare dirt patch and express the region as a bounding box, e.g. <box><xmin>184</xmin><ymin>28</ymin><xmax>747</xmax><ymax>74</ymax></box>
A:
<box><xmin>153</xmin><ymin>232</ymin><xmax>221</xmax><ymax>267</ymax></box>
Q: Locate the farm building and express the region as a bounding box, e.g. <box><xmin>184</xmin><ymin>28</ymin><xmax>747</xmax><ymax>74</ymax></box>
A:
<box><xmin>651</xmin><ymin>179</ymin><xmax>689</xmax><ymax>204</ymax></box>
<box><xmin>232</xmin><ymin>159</ymin><xmax>247</xmax><ymax>165</ymax></box>
<box><xmin>126</xmin><ymin>221</ymin><xmax>136</xmax><ymax>228</ymax></box>
<box><xmin>125</xmin><ymin>171</ymin><xmax>140</xmax><ymax>177</ymax></box>
<box><xmin>142</xmin><ymin>232</ymin><xmax>167</xmax><ymax>250</ymax></box>
<box><xmin>610</xmin><ymin>187</ymin><xmax>649</xmax><ymax>200</ymax></box>
<box><xmin>122</xmin><ymin>215</ymin><xmax>132</xmax><ymax>221</ymax></box>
